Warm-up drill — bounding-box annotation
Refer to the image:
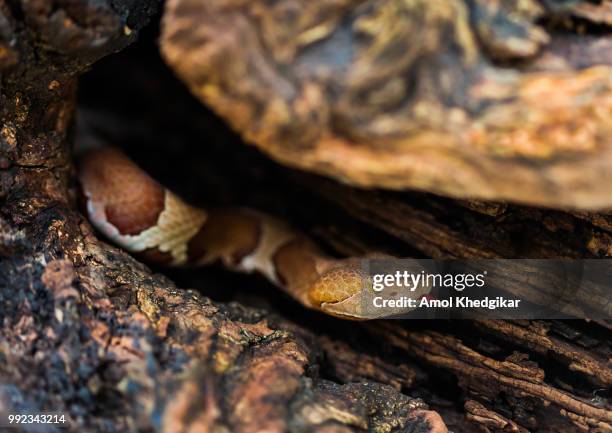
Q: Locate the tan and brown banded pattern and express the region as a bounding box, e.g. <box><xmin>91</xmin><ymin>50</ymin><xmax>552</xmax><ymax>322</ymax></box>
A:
<box><xmin>79</xmin><ymin>148</ymin><xmax>387</xmax><ymax>319</ymax></box>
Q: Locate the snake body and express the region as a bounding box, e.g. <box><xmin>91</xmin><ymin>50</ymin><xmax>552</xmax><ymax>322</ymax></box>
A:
<box><xmin>79</xmin><ymin>148</ymin><xmax>374</xmax><ymax>318</ymax></box>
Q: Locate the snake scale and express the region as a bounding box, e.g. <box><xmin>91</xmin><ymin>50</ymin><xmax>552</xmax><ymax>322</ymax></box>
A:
<box><xmin>79</xmin><ymin>147</ymin><xmax>377</xmax><ymax>319</ymax></box>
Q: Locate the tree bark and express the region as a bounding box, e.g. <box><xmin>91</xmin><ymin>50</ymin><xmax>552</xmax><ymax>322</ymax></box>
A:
<box><xmin>159</xmin><ymin>0</ymin><xmax>612</xmax><ymax>209</ymax></box>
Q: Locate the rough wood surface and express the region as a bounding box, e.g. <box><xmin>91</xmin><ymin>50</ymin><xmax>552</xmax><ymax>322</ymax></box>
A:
<box><xmin>0</xmin><ymin>219</ymin><xmax>445</xmax><ymax>432</ymax></box>
<box><xmin>370</xmin><ymin>320</ymin><xmax>612</xmax><ymax>433</ymax></box>
<box><xmin>160</xmin><ymin>0</ymin><xmax>612</xmax><ymax>209</ymax></box>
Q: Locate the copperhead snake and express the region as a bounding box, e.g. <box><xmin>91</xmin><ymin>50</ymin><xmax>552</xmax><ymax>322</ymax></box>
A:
<box><xmin>78</xmin><ymin>147</ymin><xmax>388</xmax><ymax>319</ymax></box>
<box><xmin>79</xmin><ymin>148</ymin><xmax>448</xmax><ymax>431</ymax></box>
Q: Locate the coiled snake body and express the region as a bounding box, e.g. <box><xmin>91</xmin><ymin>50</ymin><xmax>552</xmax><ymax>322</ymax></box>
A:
<box><xmin>79</xmin><ymin>148</ymin><xmax>374</xmax><ymax>319</ymax></box>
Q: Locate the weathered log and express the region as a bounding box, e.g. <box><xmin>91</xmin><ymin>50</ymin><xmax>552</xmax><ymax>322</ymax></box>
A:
<box><xmin>160</xmin><ymin>0</ymin><xmax>612</xmax><ymax>209</ymax></box>
<box><xmin>1</xmin><ymin>220</ymin><xmax>446</xmax><ymax>432</ymax></box>
<box><xmin>369</xmin><ymin>320</ymin><xmax>612</xmax><ymax>432</ymax></box>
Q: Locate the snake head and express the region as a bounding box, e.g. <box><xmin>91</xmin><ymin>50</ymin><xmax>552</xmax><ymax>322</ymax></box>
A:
<box><xmin>310</xmin><ymin>256</ymin><xmax>434</xmax><ymax>319</ymax></box>
<box><xmin>309</xmin><ymin>263</ymin><xmax>368</xmax><ymax>319</ymax></box>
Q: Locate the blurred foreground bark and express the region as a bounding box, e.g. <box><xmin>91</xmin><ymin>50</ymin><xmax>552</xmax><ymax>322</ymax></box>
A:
<box><xmin>160</xmin><ymin>0</ymin><xmax>612</xmax><ymax>208</ymax></box>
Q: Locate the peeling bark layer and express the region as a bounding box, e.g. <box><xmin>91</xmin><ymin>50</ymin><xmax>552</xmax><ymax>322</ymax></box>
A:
<box><xmin>161</xmin><ymin>0</ymin><xmax>612</xmax><ymax>209</ymax></box>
